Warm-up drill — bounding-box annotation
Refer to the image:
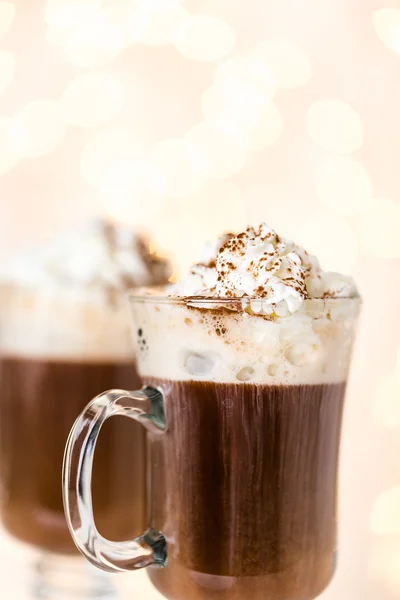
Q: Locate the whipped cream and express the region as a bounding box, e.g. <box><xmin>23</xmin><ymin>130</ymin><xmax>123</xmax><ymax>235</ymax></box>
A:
<box><xmin>171</xmin><ymin>224</ymin><xmax>358</xmax><ymax>316</ymax></box>
<box><xmin>0</xmin><ymin>220</ymin><xmax>171</xmax><ymax>359</ymax></box>
<box><xmin>1</xmin><ymin>219</ymin><xmax>170</xmax><ymax>297</ymax></box>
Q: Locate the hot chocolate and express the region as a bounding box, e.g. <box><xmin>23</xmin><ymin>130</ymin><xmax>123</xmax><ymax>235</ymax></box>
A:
<box><xmin>130</xmin><ymin>224</ymin><xmax>360</xmax><ymax>600</ymax></box>
<box><xmin>62</xmin><ymin>223</ymin><xmax>360</xmax><ymax>600</ymax></box>
<box><xmin>0</xmin><ymin>220</ymin><xmax>170</xmax><ymax>554</ymax></box>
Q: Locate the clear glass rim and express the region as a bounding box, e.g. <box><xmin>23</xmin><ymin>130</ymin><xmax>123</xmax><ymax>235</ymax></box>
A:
<box><xmin>129</xmin><ymin>290</ymin><xmax>362</xmax><ymax>306</ymax></box>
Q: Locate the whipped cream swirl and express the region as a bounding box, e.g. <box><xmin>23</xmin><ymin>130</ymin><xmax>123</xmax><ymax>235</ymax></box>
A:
<box><xmin>171</xmin><ymin>224</ymin><xmax>358</xmax><ymax>316</ymax></box>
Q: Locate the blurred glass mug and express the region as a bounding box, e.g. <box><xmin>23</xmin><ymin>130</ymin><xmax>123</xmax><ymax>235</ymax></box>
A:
<box><xmin>0</xmin><ymin>222</ymin><xmax>170</xmax><ymax>599</ymax></box>
<box><xmin>63</xmin><ymin>293</ymin><xmax>360</xmax><ymax>600</ymax></box>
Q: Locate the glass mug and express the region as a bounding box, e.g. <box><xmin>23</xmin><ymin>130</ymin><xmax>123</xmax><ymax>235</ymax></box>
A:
<box><xmin>0</xmin><ymin>282</ymin><xmax>147</xmax><ymax>600</ymax></box>
<box><xmin>63</xmin><ymin>294</ymin><xmax>360</xmax><ymax>600</ymax></box>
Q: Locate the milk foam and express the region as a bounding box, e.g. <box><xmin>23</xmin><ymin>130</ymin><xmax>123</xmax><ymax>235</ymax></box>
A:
<box><xmin>131</xmin><ymin>296</ymin><xmax>360</xmax><ymax>385</ymax></box>
<box><xmin>0</xmin><ymin>220</ymin><xmax>170</xmax><ymax>360</ymax></box>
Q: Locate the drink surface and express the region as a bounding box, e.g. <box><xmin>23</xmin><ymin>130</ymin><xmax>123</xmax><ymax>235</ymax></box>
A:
<box><xmin>146</xmin><ymin>378</ymin><xmax>345</xmax><ymax>600</ymax></box>
<box><xmin>0</xmin><ymin>356</ymin><xmax>146</xmax><ymax>554</ymax></box>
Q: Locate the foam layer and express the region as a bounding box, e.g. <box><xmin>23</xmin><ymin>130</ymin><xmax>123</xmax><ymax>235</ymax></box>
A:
<box><xmin>0</xmin><ymin>286</ymin><xmax>134</xmax><ymax>360</ymax></box>
<box><xmin>140</xmin><ymin>223</ymin><xmax>360</xmax><ymax>384</ymax></box>
<box><xmin>131</xmin><ymin>297</ymin><xmax>360</xmax><ymax>385</ymax></box>
<box><xmin>0</xmin><ymin>220</ymin><xmax>171</xmax><ymax>360</ymax></box>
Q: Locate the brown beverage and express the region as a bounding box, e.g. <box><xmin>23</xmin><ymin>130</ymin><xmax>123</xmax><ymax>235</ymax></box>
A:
<box><xmin>62</xmin><ymin>224</ymin><xmax>360</xmax><ymax>600</ymax></box>
<box><xmin>147</xmin><ymin>379</ymin><xmax>345</xmax><ymax>600</ymax></box>
<box><xmin>0</xmin><ymin>356</ymin><xmax>145</xmax><ymax>553</ymax></box>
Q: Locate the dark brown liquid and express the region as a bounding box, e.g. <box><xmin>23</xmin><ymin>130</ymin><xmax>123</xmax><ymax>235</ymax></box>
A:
<box><xmin>147</xmin><ymin>379</ymin><xmax>346</xmax><ymax>600</ymax></box>
<box><xmin>0</xmin><ymin>356</ymin><xmax>146</xmax><ymax>554</ymax></box>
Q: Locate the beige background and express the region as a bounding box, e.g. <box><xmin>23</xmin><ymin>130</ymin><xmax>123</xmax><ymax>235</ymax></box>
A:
<box><xmin>0</xmin><ymin>1</ymin><xmax>400</xmax><ymax>598</ymax></box>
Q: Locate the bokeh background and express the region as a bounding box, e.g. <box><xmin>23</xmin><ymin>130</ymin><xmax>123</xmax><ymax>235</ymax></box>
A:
<box><xmin>0</xmin><ymin>0</ymin><xmax>400</xmax><ymax>598</ymax></box>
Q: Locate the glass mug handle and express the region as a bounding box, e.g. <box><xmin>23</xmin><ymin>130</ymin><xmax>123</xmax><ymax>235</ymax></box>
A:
<box><xmin>62</xmin><ymin>386</ymin><xmax>167</xmax><ymax>573</ymax></box>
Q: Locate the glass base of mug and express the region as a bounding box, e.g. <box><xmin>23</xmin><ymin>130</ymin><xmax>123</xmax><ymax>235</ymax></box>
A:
<box><xmin>32</xmin><ymin>553</ymin><xmax>117</xmax><ymax>599</ymax></box>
